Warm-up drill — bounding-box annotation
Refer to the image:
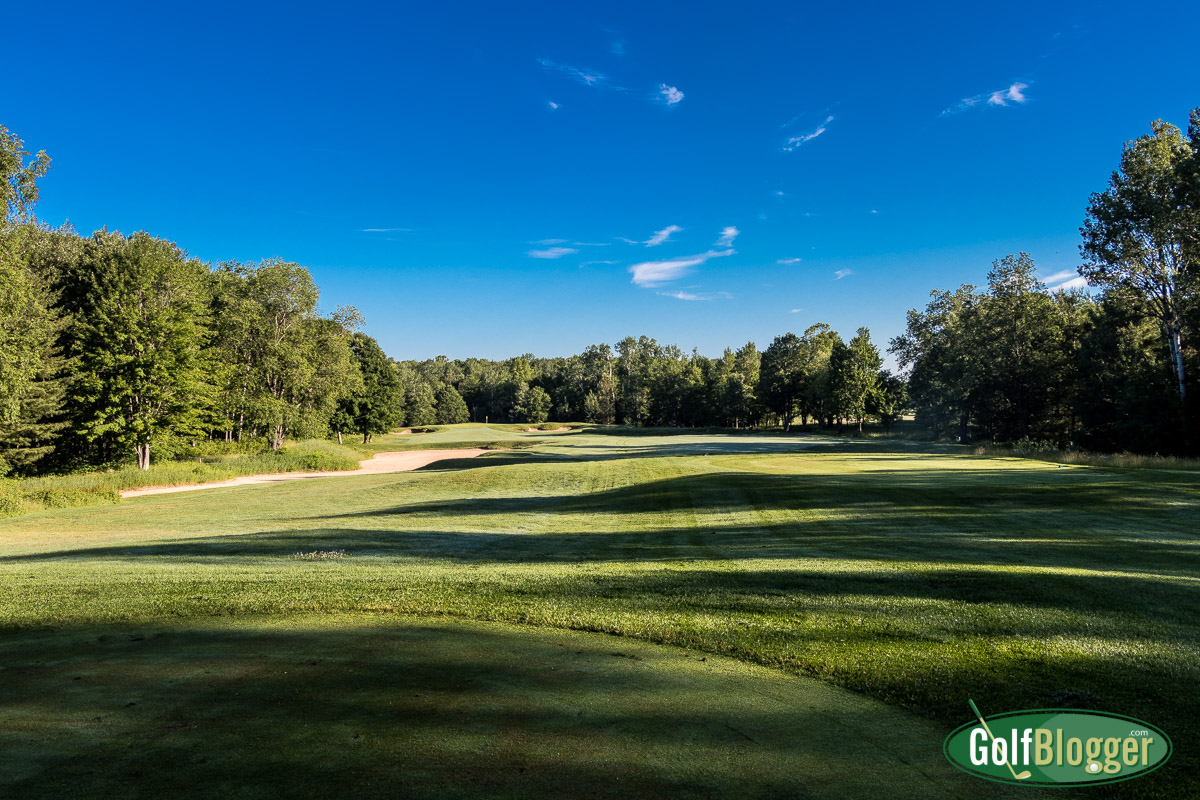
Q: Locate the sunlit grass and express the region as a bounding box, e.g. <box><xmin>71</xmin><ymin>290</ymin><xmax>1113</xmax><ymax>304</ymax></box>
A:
<box><xmin>1</xmin><ymin>428</ymin><xmax>1196</xmax><ymax>797</ymax></box>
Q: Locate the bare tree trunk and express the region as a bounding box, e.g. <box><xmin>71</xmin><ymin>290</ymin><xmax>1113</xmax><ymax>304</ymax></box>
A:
<box><xmin>337</xmin><ymin>430</ymin><xmax>343</xmax><ymax>445</ymax></box>
<box><xmin>135</xmin><ymin>442</ymin><xmax>151</xmax><ymax>470</ymax></box>
<box><xmin>1168</xmin><ymin>313</ymin><xmax>1187</xmax><ymax>402</ymax></box>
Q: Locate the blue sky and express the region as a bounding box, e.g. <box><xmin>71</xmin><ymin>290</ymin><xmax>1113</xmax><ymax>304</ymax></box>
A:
<box><xmin>6</xmin><ymin>1</ymin><xmax>1199</xmax><ymax>366</ymax></box>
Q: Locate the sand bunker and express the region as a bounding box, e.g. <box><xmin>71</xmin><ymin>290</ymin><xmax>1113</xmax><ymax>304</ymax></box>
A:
<box><xmin>120</xmin><ymin>449</ymin><xmax>487</xmax><ymax>498</ymax></box>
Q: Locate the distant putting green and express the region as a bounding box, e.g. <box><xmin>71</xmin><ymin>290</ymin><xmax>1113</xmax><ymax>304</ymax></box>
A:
<box><xmin>1</xmin><ymin>425</ymin><xmax>1196</xmax><ymax>797</ymax></box>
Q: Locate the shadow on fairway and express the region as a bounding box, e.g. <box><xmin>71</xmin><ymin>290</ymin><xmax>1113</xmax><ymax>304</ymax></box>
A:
<box><xmin>6</xmin><ymin>467</ymin><xmax>1198</xmax><ymax>579</ymax></box>
<box><xmin>0</xmin><ymin>615</ymin><xmax>1017</xmax><ymax>800</ymax></box>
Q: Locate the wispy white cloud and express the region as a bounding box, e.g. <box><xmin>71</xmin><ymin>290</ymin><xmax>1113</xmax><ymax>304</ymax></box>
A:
<box><xmin>774</xmin><ymin>190</ymin><xmax>786</xmax><ymax>197</ymax></box>
<box><xmin>630</xmin><ymin>249</ymin><xmax>735</xmax><ymax>287</ymax></box>
<box><xmin>538</xmin><ymin>58</ymin><xmax>620</xmax><ymax>90</ymax></box>
<box><xmin>660</xmin><ymin>290</ymin><xmax>719</xmax><ymax>301</ymax></box>
<box><xmin>645</xmin><ymin>225</ymin><xmax>683</xmax><ymax>247</ymax></box>
<box><xmin>715</xmin><ymin>226</ymin><xmax>739</xmax><ymax>247</ymax></box>
<box><xmin>548</xmin><ymin>101</ymin><xmax>560</xmax><ymax>110</ymax></box>
<box><xmin>940</xmin><ymin>82</ymin><xmax>1030</xmax><ymax>117</ymax></box>
<box><xmin>362</xmin><ymin>227</ymin><xmax>410</xmax><ymax>232</ymax></box>
<box><xmin>528</xmin><ymin>246</ymin><xmax>579</xmax><ymax>259</ymax></box>
<box><xmin>833</xmin><ymin>269</ymin><xmax>853</xmax><ymax>280</ymax></box>
<box><xmin>988</xmin><ymin>82</ymin><xmax>1028</xmax><ymax>106</ymax></box>
<box><xmin>579</xmin><ymin>259</ymin><xmax>619</xmax><ymax>267</ymax></box>
<box><xmin>610</xmin><ymin>37</ymin><xmax>626</xmax><ymax>56</ymax></box>
<box><xmin>1049</xmin><ymin>275</ymin><xmax>1089</xmax><ymax>292</ymax></box>
<box><xmin>659</xmin><ymin>84</ymin><xmax>684</xmax><ymax>105</ymax></box>
<box><xmin>1040</xmin><ymin>269</ymin><xmax>1076</xmax><ymax>284</ymax></box>
<box><xmin>777</xmin><ymin>257</ymin><xmax>802</xmax><ymax>265</ymax></box>
<box><xmin>783</xmin><ymin>116</ymin><xmax>834</xmax><ymax>151</ymax></box>
<box><xmin>534</xmin><ymin>238</ymin><xmax>568</xmax><ymax>245</ymax></box>
<box><xmin>789</xmin><ymin>308</ymin><xmax>803</xmax><ymax>313</ymax></box>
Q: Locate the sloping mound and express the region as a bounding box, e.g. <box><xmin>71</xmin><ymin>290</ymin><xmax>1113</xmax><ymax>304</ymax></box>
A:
<box><xmin>0</xmin><ymin>615</ymin><xmax>1008</xmax><ymax>800</ymax></box>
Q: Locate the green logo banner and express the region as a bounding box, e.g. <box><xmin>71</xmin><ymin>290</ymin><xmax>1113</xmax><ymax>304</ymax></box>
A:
<box><xmin>943</xmin><ymin>701</ymin><xmax>1171</xmax><ymax>786</ymax></box>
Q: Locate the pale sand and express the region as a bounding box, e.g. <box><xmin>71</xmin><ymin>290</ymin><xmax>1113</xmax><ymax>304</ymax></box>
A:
<box><xmin>120</xmin><ymin>449</ymin><xmax>488</xmax><ymax>498</ymax></box>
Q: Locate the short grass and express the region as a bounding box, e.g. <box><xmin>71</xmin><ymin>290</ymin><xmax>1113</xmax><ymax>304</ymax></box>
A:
<box><xmin>1</xmin><ymin>426</ymin><xmax>1197</xmax><ymax>797</ymax></box>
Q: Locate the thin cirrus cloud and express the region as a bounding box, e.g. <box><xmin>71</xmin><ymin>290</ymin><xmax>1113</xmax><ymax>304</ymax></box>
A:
<box><xmin>833</xmin><ymin>268</ymin><xmax>853</xmax><ymax>280</ymax></box>
<box><xmin>782</xmin><ymin>116</ymin><xmax>834</xmax><ymax>151</ymax></box>
<box><xmin>1044</xmin><ymin>270</ymin><xmax>1089</xmax><ymax>292</ymax></box>
<box><xmin>659</xmin><ymin>84</ymin><xmax>684</xmax><ymax>105</ymax></box>
<box><xmin>715</xmin><ymin>226</ymin><xmax>739</xmax><ymax>247</ymax></box>
<box><xmin>645</xmin><ymin>225</ymin><xmax>683</xmax><ymax>247</ymax></box>
<box><xmin>659</xmin><ymin>290</ymin><xmax>731</xmax><ymax>301</ymax></box>
<box><xmin>361</xmin><ymin>227</ymin><xmax>410</xmax><ymax>232</ymax></box>
<box><xmin>1041</xmin><ymin>269</ymin><xmax>1076</xmax><ymax>284</ymax></box>
<box><xmin>1051</xmin><ymin>276</ymin><xmax>1089</xmax><ymax>291</ymax></box>
<box><xmin>940</xmin><ymin>82</ymin><xmax>1029</xmax><ymax>117</ymax></box>
<box><xmin>777</xmin><ymin>257</ymin><xmax>802</xmax><ymax>265</ymax></box>
<box><xmin>630</xmin><ymin>249</ymin><xmax>735</xmax><ymax>287</ymax></box>
<box><xmin>537</xmin><ymin>58</ymin><xmax>621</xmax><ymax>90</ymax></box>
<box><xmin>528</xmin><ymin>246</ymin><xmax>579</xmax><ymax>259</ymax></box>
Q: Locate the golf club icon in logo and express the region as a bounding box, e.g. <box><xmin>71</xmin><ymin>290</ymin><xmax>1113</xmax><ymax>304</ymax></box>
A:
<box><xmin>968</xmin><ymin>699</ymin><xmax>1031</xmax><ymax>781</ymax></box>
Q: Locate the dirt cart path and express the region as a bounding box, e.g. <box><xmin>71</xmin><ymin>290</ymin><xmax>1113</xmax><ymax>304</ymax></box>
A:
<box><xmin>120</xmin><ymin>449</ymin><xmax>488</xmax><ymax>498</ymax></box>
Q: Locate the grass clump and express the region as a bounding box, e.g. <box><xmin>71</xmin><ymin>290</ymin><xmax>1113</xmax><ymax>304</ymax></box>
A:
<box><xmin>290</xmin><ymin>549</ymin><xmax>348</xmax><ymax>560</ymax></box>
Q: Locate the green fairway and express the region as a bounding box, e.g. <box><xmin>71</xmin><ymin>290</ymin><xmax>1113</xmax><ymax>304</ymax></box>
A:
<box><xmin>2</xmin><ymin>425</ymin><xmax>1197</xmax><ymax>797</ymax></box>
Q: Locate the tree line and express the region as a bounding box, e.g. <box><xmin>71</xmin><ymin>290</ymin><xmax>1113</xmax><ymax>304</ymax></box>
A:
<box><xmin>393</xmin><ymin>327</ymin><xmax>903</xmax><ymax>434</ymax></box>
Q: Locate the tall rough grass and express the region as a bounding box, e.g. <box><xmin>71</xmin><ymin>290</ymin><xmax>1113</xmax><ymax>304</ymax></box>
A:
<box><xmin>971</xmin><ymin>440</ymin><xmax>1200</xmax><ymax>471</ymax></box>
<box><xmin>0</xmin><ymin>440</ymin><xmax>366</xmax><ymax>517</ymax></box>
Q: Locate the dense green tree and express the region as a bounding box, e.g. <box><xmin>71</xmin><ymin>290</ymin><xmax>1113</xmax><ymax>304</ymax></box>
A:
<box><xmin>867</xmin><ymin>371</ymin><xmax>907</xmax><ymax>431</ymax></box>
<box><xmin>1</xmin><ymin>125</ymin><xmax>51</xmax><ymax>222</ymax></box>
<box><xmin>1080</xmin><ymin>117</ymin><xmax>1198</xmax><ymax>405</ymax></box>
<box><xmin>1075</xmin><ymin>291</ymin><xmax>1181</xmax><ymax>453</ymax></box>
<box><xmin>830</xmin><ymin>328</ymin><xmax>882</xmax><ymax>432</ymax></box>
<box><xmin>0</xmin><ymin>227</ymin><xmax>67</xmax><ymax>473</ymax></box>
<box><xmin>339</xmin><ymin>333</ymin><xmax>404</xmax><ymax>442</ymax></box>
<box><xmin>513</xmin><ymin>384</ymin><xmax>552</xmax><ymax>423</ymax></box>
<box><xmin>0</xmin><ymin>127</ymin><xmax>57</xmax><ymax>454</ymax></box>
<box><xmin>615</xmin><ymin>336</ymin><xmax>658</xmax><ymax>425</ymax></box>
<box><xmin>758</xmin><ymin>333</ymin><xmax>803</xmax><ymax>429</ymax></box>
<box><xmin>406</xmin><ymin>381</ymin><xmax>437</xmax><ymax>426</ymax></box>
<box><xmin>580</xmin><ymin>345</ymin><xmax>617</xmax><ymax>424</ymax></box>
<box><xmin>0</xmin><ymin>228</ymin><xmax>52</xmax><ymax>426</ymax></box>
<box><xmin>208</xmin><ymin>259</ymin><xmax>361</xmax><ymax>449</ymax></box>
<box><xmin>435</xmin><ymin>383</ymin><xmax>469</xmax><ymax>424</ymax></box>
<box><xmin>968</xmin><ymin>255</ymin><xmax>1062</xmax><ymax>441</ymax></box>
<box><xmin>891</xmin><ymin>286</ymin><xmax>977</xmax><ymax>441</ymax></box>
<box><xmin>68</xmin><ymin>230</ymin><xmax>212</xmax><ymax>469</ymax></box>
<box><xmin>798</xmin><ymin>324</ymin><xmax>842</xmax><ymax>426</ymax></box>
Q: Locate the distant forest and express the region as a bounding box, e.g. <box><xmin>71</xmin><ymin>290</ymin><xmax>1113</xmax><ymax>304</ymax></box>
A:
<box><xmin>1</xmin><ymin>109</ymin><xmax>1197</xmax><ymax>474</ymax></box>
